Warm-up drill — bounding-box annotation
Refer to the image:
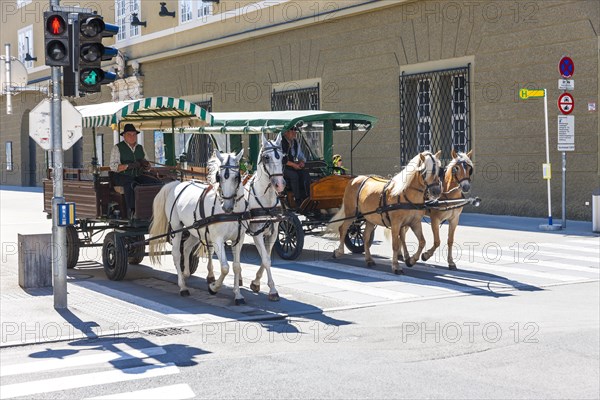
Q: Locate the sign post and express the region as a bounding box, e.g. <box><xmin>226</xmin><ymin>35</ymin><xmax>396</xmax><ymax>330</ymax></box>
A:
<box><xmin>520</xmin><ymin>88</ymin><xmax>560</xmax><ymax>230</ymax></box>
<box><xmin>557</xmin><ymin>56</ymin><xmax>575</xmax><ymax>229</ymax></box>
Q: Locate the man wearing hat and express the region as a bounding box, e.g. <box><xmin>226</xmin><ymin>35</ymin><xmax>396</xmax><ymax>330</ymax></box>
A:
<box><xmin>109</xmin><ymin>123</ymin><xmax>158</xmax><ymax>219</ymax></box>
<box><xmin>282</xmin><ymin>126</ymin><xmax>310</xmax><ymax>208</ymax></box>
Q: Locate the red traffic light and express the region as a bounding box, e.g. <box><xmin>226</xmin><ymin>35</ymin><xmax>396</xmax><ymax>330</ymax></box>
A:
<box><xmin>46</xmin><ymin>14</ymin><xmax>66</xmax><ymax>36</ymax></box>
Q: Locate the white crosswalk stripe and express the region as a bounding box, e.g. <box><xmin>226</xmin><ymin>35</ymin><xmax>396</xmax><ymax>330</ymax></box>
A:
<box><xmin>1</xmin><ymin>363</ymin><xmax>179</xmax><ymax>399</ymax></box>
<box><xmin>0</xmin><ymin>344</ymin><xmax>195</xmax><ymax>400</ymax></box>
<box><xmin>86</xmin><ymin>383</ymin><xmax>196</xmax><ymax>400</ymax></box>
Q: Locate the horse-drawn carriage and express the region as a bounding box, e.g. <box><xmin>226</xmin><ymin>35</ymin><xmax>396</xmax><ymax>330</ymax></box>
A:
<box><xmin>43</xmin><ymin>101</ymin><xmax>378</xmax><ymax>287</ymax></box>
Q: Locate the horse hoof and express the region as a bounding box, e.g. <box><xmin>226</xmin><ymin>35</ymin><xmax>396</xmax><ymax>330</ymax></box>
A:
<box><xmin>366</xmin><ymin>261</ymin><xmax>376</xmax><ymax>268</ymax></box>
<box><xmin>250</xmin><ymin>282</ymin><xmax>260</xmax><ymax>293</ymax></box>
<box><xmin>268</xmin><ymin>293</ymin><xmax>280</xmax><ymax>302</ymax></box>
<box><xmin>235</xmin><ymin>298</ymin><xmax>246</xmax><ymax>306</ymax></box>
<box><xmin>332</xmin><ymin>251</ymin><xmax>338</xmax><ymax>259</ymax></box>
<box><xmin>449</xmin><ymin>263</ymin><xmax>457</xmax><ymax>270</ymax></box>
<box><xmin>208</xmin><ymin>285</ymin><xmax>217</xmax><ymax>296</ymax></box>
<box><xmin>180</xmin><ymin>290</ymin><xmax>190</xmax><ymax>297</ymax></box>
<box><xmin>394</xmin><ymin>269</ymin><xmax>404</xmax><ymax>275</ymax></box>
<box><xmin>421</xmin><ymin>253</ymin><xmax>431</xmax><ymax>262</ymax></box>
<box><xmin>238</xmin><ymin>279</ymin><xmax>243</xmax><ymax>287</ymax></box>
<box><xmin>206</xmin><ymin>276</ymin><xmax>216</xmax><ymax>284</ymax></box>
<box><xmin>405</xmin><ymin>259</ymin><xmax>416</xmax><ymax>268</ymax></box>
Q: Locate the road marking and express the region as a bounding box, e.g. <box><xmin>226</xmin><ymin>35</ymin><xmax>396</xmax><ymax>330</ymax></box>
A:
<box><xmin>86</xmin><ymin>383</ymin><xmax>195</xmax><ymax>400</ymax></box>
<box><xmin>533</xmin><ymin>249</ymin><xmax>599</xmax><ymax>265</ymax></box>
<box><xmin>0</xmin><ymin>345</ymin><xmax>166</xmax><ymax>377</ymax></box>
<box><xmin>539</xmin><ymin>243</ymin><xmax>599</xmax><ymax>255</ymax></box>
<box><xmin>0</xmin><ymin>363</ymin><xmax>179</xmax><ymax>399</ymax></box>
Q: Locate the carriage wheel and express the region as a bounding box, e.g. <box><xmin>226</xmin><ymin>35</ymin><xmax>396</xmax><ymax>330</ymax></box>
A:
<box><xmin>274</xmin><ymin>213</ymin><xmax>304</xmax><ymax>260</ymax></box>
<box><xmin>102</xmin><ymin>232</ymin><xmax>128</xmax><ymax>281</ymax></box>
<box><xmin>344</xmin><ymin>220</ymin><xmax>374</xmax><ymax>254</ymax></box>
<box><xmin>66</xmin><ymin>225</ymin><xmax>80</xmax><ymax>269</ymax></box>
<box><xmin>179</xmin><ymin>236</ymin><xmax>200</xmax><ymax>275</ymax></box>
<box><xmin>127</xmin><ymin>235</ymin><xmax>146</xmax><ymax>265</ymax></box>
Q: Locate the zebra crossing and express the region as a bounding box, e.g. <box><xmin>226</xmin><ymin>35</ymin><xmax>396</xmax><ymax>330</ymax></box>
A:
<box><xmin>119</xmin><ymin>236</ymin><xmax>599</xmax><ymax>319</ymax></box>
<box><xmin>0</xmin><ymin>344</ymin><xmax>194</xmax><ymax>399</ymax></box>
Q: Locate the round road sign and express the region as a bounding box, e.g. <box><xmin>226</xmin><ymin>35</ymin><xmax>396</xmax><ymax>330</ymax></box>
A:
<box><xmin>558</xmin><ymin>92</ymin><xmax>574</xmax><ymax>115</ymax></box>
<box><xmin>558</xmin><ymin>56</ymin><xmax>574</xmax><ymax>79</ymax></box>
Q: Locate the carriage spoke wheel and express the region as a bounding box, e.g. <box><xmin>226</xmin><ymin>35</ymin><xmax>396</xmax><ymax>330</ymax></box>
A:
<box><xmin>274</xmin><ymin>213</ymin><xmax>304</xmax><ymax>260</ymax></box>
<box><xmin>127</xmin><ymin>235</ymin><xmax>146</xmax><ymax>265</ymax></box>
<box><xmin>344</xmin><ymin>220</ymin><xmax>374</xmax><ymax>254</ymax></box>
<box><xmin>66</xmin><ymin>225</ymin><xmax>81</xmax><ymax>269</ymax></box>
<box><xmin>102</xmin><ymin>232</ymin><xmax>128</xmax><ymax>281</ymax></box>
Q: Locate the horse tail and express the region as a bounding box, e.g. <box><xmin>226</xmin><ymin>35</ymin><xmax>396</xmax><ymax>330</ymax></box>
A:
<box><xmin>149</xmin><ymin>181</ymin><xmax>178</xmax><ymax>264</ymax></box>
<box><xmin>326</xmin><ymin>203</ymin><xmax>347</xmax><ymax>237</ymax></box>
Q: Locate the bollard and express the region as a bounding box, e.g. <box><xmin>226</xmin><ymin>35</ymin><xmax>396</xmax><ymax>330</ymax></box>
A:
<box><xmin>18</xmin><ymin>234</ymin><xmax>53</xmax><ymax>289</ymax></box>
<box><xmin>593</xmin><ymin>189</ymin><xmax>600</xmax><ymax>233</ymax></box>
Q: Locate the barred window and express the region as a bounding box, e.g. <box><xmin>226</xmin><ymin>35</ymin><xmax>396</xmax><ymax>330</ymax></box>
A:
<box><xmin>271</xmin><ymin>84</ymin><xmax>320</xmax><ymax>111</ymax></box>
<box><xmin>399</xmin><ymin>66</ymin><xmax>471</xmax><ymax>166</ymax></box>
<box><xmin>185</xmin><ymin>99</ymin><xmax>213</xmax><ymax>167</ymax></box>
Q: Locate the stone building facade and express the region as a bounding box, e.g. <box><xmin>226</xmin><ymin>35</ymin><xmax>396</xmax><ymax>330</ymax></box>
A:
<box><xmin>1</xmin><ymin>0</ymin><xmax>598</xmax><ymax>219</ymax></box>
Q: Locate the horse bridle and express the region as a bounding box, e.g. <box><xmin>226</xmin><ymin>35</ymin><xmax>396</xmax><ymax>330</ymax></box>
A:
<box><xmin>421</xmin><ymin>153</ymin><xmax>442</xmax><ymax>195</ymax></box>
<box><xmin>442</xmin><ymin>160</ymin><xmax>474</xmax><ymax>195</ymax></box>
<box><xmin>216</xmin><ymin>155</ymin><xmax>243</xmax><ymax>202</ymax></box>
<box><xmin>258</xmin><ymin>143</ymin><xmax>285</xmax><ymax>182</ymax></box>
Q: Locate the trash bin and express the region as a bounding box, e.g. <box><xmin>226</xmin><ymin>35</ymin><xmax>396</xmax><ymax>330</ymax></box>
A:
<box><xmin>593</xmin><ymin>189</ymin><xmax>600</xmax><ymax>233</ymax></box>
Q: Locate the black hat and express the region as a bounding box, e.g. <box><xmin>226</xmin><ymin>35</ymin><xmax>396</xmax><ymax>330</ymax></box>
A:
<box><xmin>120</xmin><ymin>123</ymin><xmax>140</xmax><ymax>136</ymax></box>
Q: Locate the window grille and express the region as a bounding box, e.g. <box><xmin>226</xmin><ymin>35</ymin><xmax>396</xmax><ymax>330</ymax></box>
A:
<box><xmin>185</xmin><ymin>99</ymin><xmax>213</xmax><ymax>167</ymax></box>
<box><xmin>271</xmin><ymin>84</ymin><xmax>320</xmax><ymax>111</ymax></box>
<box><xmin>399</xmin><ymin>66</ymin><xmax>471</xmax><ymax>166</ymax></box>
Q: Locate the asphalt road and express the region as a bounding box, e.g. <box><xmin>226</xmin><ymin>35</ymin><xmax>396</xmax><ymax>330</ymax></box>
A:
<box><xmin>1</xmin><ymin>187</ymin><xmax>598</xmax><ymax>399</ymax></box>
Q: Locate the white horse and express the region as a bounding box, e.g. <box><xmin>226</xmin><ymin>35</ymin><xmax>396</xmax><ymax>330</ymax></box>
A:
<box><xmin>241</xmin><ymin>133</ymin><xmax>286</xmax><ymax>302</ymax></box>
<box><xmin>149</xmin><ymin>150</ymin><xmax>245</xmax><ymax>298</ymax></box>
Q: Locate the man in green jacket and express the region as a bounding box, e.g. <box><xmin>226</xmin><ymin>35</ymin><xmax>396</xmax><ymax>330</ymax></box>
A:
<box><xmin>109</xmin><ymin>124</ymin><xmax>159</xmax><ymax>218</ymax></box>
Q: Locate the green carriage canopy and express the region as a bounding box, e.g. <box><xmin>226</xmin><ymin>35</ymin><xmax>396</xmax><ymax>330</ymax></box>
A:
<box><xmin>197</xmin><ymin>110</ymin><xmax>376</xmax><ymax>134</ymax></box>
<box><xmin>188</xmin><ymin>110</ymin><xmax>377</xmax><ymax>174</ymax></box>
<box><xmin>76</xmin><ymin>96</ymin><xmax>214</xmax><ymax>130</ymax></box>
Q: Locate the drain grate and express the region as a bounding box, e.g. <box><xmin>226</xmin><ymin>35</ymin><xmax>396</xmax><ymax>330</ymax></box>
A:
<box><xmin>143</xmin><ymin>327</ymin><xmax>192</xmax><ymax>337</ymax></box>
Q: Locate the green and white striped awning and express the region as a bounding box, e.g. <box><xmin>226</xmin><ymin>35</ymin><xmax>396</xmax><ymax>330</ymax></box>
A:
<box><xmin>76</xmin><ymin>97</ymin><xmax>213</xmax><ymax>130</ymax></box>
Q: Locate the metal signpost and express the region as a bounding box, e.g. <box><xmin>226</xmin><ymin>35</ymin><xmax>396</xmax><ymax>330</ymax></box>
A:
<box><xmin>519</xmin><ymin>88</ymin><xmax>560</xmax><ymax>231</ymax></box>
<box><xmin>558</xmin><ymin>56</ymin><xmax>575</xmax><ymax>229</ymax></box>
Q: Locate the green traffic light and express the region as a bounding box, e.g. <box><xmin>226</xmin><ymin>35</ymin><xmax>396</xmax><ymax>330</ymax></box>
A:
<box><xmin>83</xmin><ymin>70</ymin><xmax>99</xmax><ymax>85</ymax></box>
<box><xmin>80</xmin><ymin>68</ymin><xmax>104</xmax><ymax>87</ymax></box>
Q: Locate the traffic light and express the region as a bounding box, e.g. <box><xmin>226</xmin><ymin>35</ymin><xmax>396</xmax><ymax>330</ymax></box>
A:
<box><xmin>44</xmin><ymin>11</ymin><xmax>70</xmax><ymax>66</ymax></box>
<box><xmin>77</xmin><ymin>13</ymin><xmax>119</xmax><ymax>93</ymax></box>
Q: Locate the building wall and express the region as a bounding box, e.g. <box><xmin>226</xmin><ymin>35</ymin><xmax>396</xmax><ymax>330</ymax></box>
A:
<box><xmin>1</xmin><ymin>1</ymin><xmax>599</xmax><ymax>220</ymax></box>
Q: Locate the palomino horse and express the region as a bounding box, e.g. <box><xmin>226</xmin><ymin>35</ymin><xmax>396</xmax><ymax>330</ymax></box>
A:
<box><xmin>149</xmin><ymin>150</ymin><xmax>245</xmax><ymax>298</ymax></box>
<box><xmin>419</xmin><ymin>149</ymin><xmax>474</xmax><ymax>269</ymax></box>
<box><xmin>240</xmin><ymin>133</ymin><xmax>286</xmax><ymax>302</ymax></box>
<box><xmin>329</xmin><ymin>151</ymin><xmax>442</xmax><ymax>274</ymax></box>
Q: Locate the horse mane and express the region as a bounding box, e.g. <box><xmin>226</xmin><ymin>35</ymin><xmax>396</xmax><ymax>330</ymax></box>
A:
<box><xmin>389</xmin><ymin>152</ymin><xmax>425</xmax><ymax>197</ymax></box>
<box><xmin>206</xmin><ymin>153</ymin><xmax>220</xmax><ymax>185</ymax></box>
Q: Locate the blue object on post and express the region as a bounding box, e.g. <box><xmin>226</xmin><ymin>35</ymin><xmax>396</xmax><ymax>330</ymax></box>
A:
<box><xmin>57</xmin><ymin>203</ymin><xmax>76</xmax><ymax>226</ymax></box>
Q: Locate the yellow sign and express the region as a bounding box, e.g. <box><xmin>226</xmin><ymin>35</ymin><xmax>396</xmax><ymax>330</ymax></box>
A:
<box><xmin>520</xmin><ymin>89</ymin><xmax>545</xmax><ymax>99</ymax></box>
<box><xmin>542</xmin><ymin>163</ymin><xmax>552</xmax><ymax>180</ymax></box>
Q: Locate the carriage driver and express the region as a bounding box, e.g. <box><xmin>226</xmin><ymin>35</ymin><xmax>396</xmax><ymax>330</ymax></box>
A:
<box><xmin>110</xmin><ymin>123</ymin><xmax>160</xmax><ymax>219</ymax></box>
<box><xmin>282</xmin><ymin>126</ymin><xmax>311</xmax><ymax>208</ymax></box>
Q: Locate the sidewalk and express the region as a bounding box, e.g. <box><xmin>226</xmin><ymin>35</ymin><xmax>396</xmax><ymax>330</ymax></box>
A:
<box><xmin>1</xmin><ymin>187</ymin><xmax>598</xmax><ymax>348</ymax></box>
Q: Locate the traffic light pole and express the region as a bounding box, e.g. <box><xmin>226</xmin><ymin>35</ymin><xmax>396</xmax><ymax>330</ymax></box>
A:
<box><xmin>50</xmin><ymin>0</ymin><xmax>67</xmax><ymax>309</ymax></box>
